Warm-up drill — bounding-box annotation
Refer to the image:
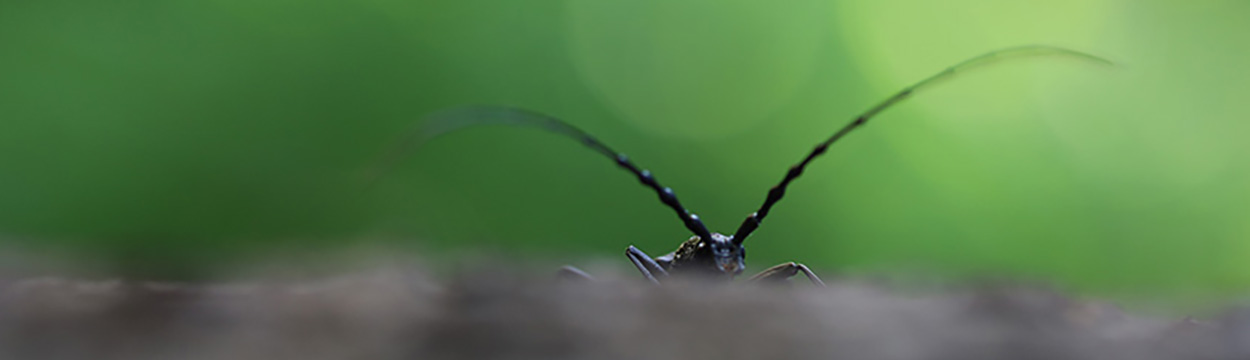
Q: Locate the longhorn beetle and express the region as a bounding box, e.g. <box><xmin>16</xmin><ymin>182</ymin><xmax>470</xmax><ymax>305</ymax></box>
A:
<box><xmin>390</xmin><ymin>45</ymin><xmax>1111</xmax><ymax>285</ymax></box>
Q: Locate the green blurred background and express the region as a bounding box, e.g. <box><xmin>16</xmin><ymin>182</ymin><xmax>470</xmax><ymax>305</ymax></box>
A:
<box><xmin>1</xmin><ymin>0</ymin><xmax>1248</xmax><ymax>297</ymax></box>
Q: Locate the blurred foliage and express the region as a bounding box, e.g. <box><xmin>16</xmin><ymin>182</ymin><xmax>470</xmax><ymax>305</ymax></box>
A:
<box><xmin>1</xmin><ymin>0</ymin><xmax>1248</xmax><ymax>296</ymax></box>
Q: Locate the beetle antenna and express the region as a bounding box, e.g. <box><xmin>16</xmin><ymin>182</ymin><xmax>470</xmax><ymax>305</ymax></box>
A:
<box><xmin>731</xmin><ymin>45</ymin><xmax>1113</xmax><ymax>244</ymax></box>
<box><xmin>375</xmin><ymin>106</ymin><xmax>714</xmax><ymax>240</ymax></box>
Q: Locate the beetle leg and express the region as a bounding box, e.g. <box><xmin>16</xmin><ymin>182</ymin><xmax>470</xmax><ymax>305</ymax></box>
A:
<box><xmin>747</xmin><ymin>262</ymin><xmax>825</xmax><ymax>286</ymax></box>
<box><xmin>557</xmin><ymin>265</ymin><xmax>595</xmax><ymax>281</ymax></box>
<box><xmin>626</xmin><ymin>246</ymin><xmax>668</xmax><ymax>284</ymax></box>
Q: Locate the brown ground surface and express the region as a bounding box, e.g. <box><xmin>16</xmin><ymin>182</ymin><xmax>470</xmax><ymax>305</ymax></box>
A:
<box><xmin>0</xmin><ymin>261</ymin><xmax>1245</xmax><ymax>360</ymax></box>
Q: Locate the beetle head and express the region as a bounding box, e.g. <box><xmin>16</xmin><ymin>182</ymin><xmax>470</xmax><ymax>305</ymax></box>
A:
<box><xmin>705</xmin><ymin>233</ymin><xmax>745</xmax><ymax>277</ymax></box>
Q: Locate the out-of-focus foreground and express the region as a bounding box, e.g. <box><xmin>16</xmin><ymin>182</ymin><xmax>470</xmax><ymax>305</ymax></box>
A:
<box><xmin>0</xmin><ymin>256</ymin><xmax>1247</xmax><ymax>360</ymax></box>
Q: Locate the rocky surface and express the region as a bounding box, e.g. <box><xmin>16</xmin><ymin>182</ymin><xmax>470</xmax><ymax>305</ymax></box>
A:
<box><xmin>0</xmin><ymin>263</ymin><xmax>1244</xmax><ymax>360</ymax></box>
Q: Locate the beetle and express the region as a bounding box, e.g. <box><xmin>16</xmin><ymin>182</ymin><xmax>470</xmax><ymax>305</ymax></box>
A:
<box><xmin>389</xmin><ymin>45</ymin><xmax>1111</xmax><ymax>285</ymax></box>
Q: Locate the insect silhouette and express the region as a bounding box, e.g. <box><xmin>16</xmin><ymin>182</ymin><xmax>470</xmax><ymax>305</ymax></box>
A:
<box><xmin>385</xmin><ymin>45</ymin><xmax>1111</xmax><ymax>285</ymax></box>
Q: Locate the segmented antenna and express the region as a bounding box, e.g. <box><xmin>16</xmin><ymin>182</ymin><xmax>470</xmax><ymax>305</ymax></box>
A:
<box><xmin>384</xmin><ymin>106</ymin><xmax>715</xmax><ymax>241</ymax></box>
<box><xmin>731</xmin><ymin>45</ymin><xmax>1113</xmax><ymax>244</ymax></box>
